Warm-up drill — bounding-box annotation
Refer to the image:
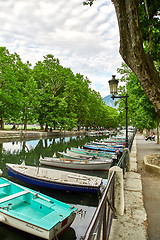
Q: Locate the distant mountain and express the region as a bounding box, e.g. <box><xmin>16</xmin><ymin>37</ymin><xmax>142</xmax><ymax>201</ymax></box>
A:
<box><xmin>103</xmin><ymin>95</ymin><xmax>119</xmax><ymax>109</ymax></box>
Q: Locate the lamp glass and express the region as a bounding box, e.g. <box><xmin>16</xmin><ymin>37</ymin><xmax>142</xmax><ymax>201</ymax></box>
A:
<box><xmin>108</xmin><ymin>75</ymin><xmax>119</xmax><ymax>95</ymax></box>
<box><xmin>109</xmin><ymin>83</ymin><xmax>118</xmax><ymax>95</ymax></box>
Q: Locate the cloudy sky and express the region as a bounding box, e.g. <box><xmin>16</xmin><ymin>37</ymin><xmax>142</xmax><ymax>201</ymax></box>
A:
<box><xmin>0</xmin><ymin>0</ymin><xmax>123</xmax><ymax>97</ymax></box>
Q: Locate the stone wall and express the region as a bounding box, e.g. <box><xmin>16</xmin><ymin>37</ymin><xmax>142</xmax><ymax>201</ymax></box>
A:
<box><xmin>0</xmin><ymin>130</ymin><xmax>86</xmax><ymax>142</ymax></box>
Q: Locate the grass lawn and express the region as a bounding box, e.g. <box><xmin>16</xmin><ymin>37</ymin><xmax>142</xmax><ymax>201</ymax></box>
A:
<box><xmin>4</xmin><ymin>124</ymin><xmax>41</xmax><ymax>131</ymax></box>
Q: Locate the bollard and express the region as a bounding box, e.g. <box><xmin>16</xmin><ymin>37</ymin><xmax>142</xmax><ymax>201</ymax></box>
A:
<box><xmin>108</xmin><ymin>166</ymin><xmax>124</xmax><ymax>216</ymax></box>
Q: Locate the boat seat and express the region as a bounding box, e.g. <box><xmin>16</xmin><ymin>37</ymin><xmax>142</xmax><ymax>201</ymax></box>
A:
<box><xmin>0</xmin><ymin>183</ymin><xmax>10</xmax><ymax>188</ymax></box>
<box><xmin>0</xmin><ymin>191</ymin><xmax>28</xmax><ymax>204</ymax></box>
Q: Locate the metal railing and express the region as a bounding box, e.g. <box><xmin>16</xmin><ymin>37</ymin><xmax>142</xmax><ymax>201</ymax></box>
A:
<box><xmin>82</xmin><ymin>171</ymin><xmax>116</xmax><ymax>240</ymax></box>
<box><xmin>117</xmin><ymin>149</ymin><xmax>129</xmax><ymax>175</ymax></box>
<box><xmin>128</xmin><ymin>130</ymin><xmax>136</xmax><ymax>150</ymax></box>
<box><xmin>82</xmin><ymin>131</ymin><xmax>136</xmax><ymax>240</ymax></box>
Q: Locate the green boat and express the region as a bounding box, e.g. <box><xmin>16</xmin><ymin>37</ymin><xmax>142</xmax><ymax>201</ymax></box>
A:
<box><xmin>69</xmin><ymin>148</ymin><xmax>116</xmax><ymax>158</ymax></box>
<box><xmin>0</xmin><ymin>176</ymin><xmax>77</xmax><ymax>239</ymax></box>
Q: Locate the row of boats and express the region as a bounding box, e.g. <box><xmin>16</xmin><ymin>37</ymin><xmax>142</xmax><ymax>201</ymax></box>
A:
<box><xmin>39</xmin><ymin>137</ymin><xmax>124</xmax><ymax>171</ymax></box>
<box><xmin>0</xmin><ymin>132</ymin><xmax>132</xmax><ymax>239</ymax></box>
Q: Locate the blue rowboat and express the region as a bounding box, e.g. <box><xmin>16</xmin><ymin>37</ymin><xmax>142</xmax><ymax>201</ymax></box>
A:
<box><xmin>0</xmin><ymin>176</ymin><xmax>76</xmax><ymax>239</ymax></box>
<box><xmin>6</xmin><ymin>163</ymin><xmax>102</xmax><ymax>194</ymax></box>
<box><xmin>83</xmin><ymin>145</ymin><xmax>123</xmax><ymax>153</ymax></box>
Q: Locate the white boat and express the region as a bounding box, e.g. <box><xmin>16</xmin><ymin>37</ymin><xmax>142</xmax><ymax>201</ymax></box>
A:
<box><xmin>58</xmin><ymin>151</ymin><xmax>114</xmax><ymax>161</ymax></box>
<box><xmin>6</xmin><ymin>163</ymin><xmax>103</xmax><ymax>194</ymax></box>
<box><xmin>39</xmin><ymin>156</ymin><xmax>113</xmax><ymax>171</ymax></box>
<box><xmin>89</xmin><ymin>141</ymin><xmax>123</xmax><ymax>148</ymax></box>
<box><xmin>0</xmin><ymin>176</ymin><xmax>76</xmax><ymax>239</ymax></box>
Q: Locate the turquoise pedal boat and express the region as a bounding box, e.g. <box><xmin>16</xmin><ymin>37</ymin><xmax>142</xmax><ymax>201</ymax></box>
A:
<box><xmin>0</xmin><ymin>177</ymin><xmax>77</xmax><ymax>239</ymax></box>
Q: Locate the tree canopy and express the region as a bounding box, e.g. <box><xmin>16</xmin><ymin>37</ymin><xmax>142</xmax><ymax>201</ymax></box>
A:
<box><xmin>0</xmin><ymin>47</ymin><xmax>120</xmax><ymax>131</ymax></box>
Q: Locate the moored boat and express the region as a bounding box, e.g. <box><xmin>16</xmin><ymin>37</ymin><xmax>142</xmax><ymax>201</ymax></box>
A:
<box><xmin>6</xmin><ymin>163</ymin><xmax>103</xmax><ymax>194</ymax></box>
<box><xmin>58</xmin><ymin>151</ymin><xmax>116</xmax><ymax>161</ymax></box>
<box><xmin>88</xmin><ymin>141</ymin><xmax>124</xmax><ymax>148</ymax></box>
<box><xmin>69</xmin><ymin>148</ymin><xmax>117</xmax><ymax>158</ymax></box>
<box><xmin>98</xmin><ymin>138</ymin><xmax>125</xmax><ymax>144</ymax></box>
<box><xmin>39</xmin><ymin>156</ymin><xmax>113</xmax><ymax>171</ymax></box>
<box><xmin>0</xmin><ymin>176</ymin><xmax>77</xmax><ymax>239</ymax></box>
<box><xmin>83</xmin><ymin>144</ymin><xmax>123</xmax><ymax>153</ymax></box>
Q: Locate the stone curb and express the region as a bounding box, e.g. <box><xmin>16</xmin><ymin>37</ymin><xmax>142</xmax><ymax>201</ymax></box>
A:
<box><xmin>144</xmin><ymin>155</ymin><xmax>160</xmax><ymax>175</ymax></box>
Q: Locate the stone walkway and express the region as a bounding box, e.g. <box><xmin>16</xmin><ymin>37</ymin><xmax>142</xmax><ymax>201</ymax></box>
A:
<box><xmin>108</xmin><ymin>133</ymin><xmax>160</xmax><ymax>240</ymax></box>
<box><xmin>136</xmin><ymin>134</ymin><xmax>160</xmax><ymax>240</ymax></box>
<box><xmin>109</xmin><ymin>135</ymin><xmax>148</xmax><ymax>240</ymax></box>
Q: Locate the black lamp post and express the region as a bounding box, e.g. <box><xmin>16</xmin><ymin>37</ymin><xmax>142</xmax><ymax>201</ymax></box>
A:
<box><xmin>108</xmin><ymin>75</ymin><xmax>129</xmax><ymax>148</ymax></box>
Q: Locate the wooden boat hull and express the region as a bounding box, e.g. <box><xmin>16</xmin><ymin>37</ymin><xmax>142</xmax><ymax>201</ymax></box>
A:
<box><xmin>6</xmin><ymin>164</ymin><xmax>102</xmax><ymax>194</ymax></box>
<box><xmin>39</xmin><ymin>157</ymin><xmax>113</xmax><ymax>171</ymax></box>
<box><xmin>0</xmin><ymin>177</ymin><xmax>76</xmax><ymax>239</ymax></box>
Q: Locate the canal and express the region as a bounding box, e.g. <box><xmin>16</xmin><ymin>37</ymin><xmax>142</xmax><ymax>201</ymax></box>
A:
<box><xmin>0</xmin><ymin>134</ymin><xmax>109</xmax><ymax>240</ymax></box>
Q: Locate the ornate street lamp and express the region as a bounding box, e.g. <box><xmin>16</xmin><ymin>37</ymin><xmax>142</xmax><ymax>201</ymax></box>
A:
<box><xmin>108</xmin><ymin>75</ymin><xmax>119</xmax><ymax>95</ymax></box>
<box><xmin>108</xmin><ymin>75</ymin><xmax>129</xmax><ymax>148</ymax></box>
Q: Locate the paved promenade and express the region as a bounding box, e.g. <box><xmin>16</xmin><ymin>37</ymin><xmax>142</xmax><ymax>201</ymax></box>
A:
<box><xmin>136</xmin><ymin>134</ymin><xmax>160</xmax><ymax>240</ymax></box>
<box><xmin>109</xmin><ymin>133</ymin><xmax>160</xmax><ymax>240</ymax></box>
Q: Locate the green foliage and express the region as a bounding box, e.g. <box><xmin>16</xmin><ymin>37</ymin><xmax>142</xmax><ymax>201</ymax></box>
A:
<box><xmin>104</xmin><ymin>106</ymin><xmax>119</xmax><ymax>129</ymax></box>
<box><xmin>138</xmin><ymin>0</ymin><xmax>160</xmax><ymax>62</ymax></box>
<box><xmin>0</xmin><ymin>47</ymin><xmax>36</xmax><ymax>126</ymax></box>
<box><xmin>1</xmin><ymin>47</ymin><xmax>118</xmax><ymax>130</ymax></box>
<box><xmin>32</xmin><ymin>54</ymin><xmax>68</xmax><ymax>129</ymax></box>
<box><xmin>117</xmin><ymin>63</ymin><xmax>157</xmax><ymax>130</ymax></box>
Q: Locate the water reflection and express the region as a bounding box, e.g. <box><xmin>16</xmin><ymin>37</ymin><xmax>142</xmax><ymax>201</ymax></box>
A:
<box><xmin>0</xmin><ymin>134</ymin><xmax>109</xmax><ymax>240</ymax></box>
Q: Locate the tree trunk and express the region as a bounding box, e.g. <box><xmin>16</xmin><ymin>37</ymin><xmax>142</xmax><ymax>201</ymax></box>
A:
<box><xmin>112</xmin><ymin>0</ymin><xmax>160</xmax><ymax>113</ymax></box>
<box><xmin>40</xmin><ymin>124</ymin><xmax>44</xmax><ymax>130</ymax></box>
<box><xmin>45</xmin><ymin>123</ymin><xmax>48</xmax><ymax>132</ymax></box>
<box><xmin>0</xmin><ymin>117</ymin><xmax>4</xmax><ymax>130</ymax></box>
<box><xmin>0</xmin><ymin>143</ymin><xmax>2</xmax><ymax>154</ymax></box>
<box><xmin>157</xmin><ymin>112</ymin><xmax>159</xmax><ymax>144</ymax></box>
<box><xmin>24</xmin><ymin>121</ymin><xmax>27</xmax><ymax>131</ymax></box>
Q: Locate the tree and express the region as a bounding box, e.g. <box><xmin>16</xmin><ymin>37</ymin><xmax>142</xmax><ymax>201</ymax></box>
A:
<box><xmin>53</xmin><ymin>68</ymin><xmax>78</xmax><ymax>130</ymax></box>
<box><xmin>103</xmin><ymin>106</ymin><xmax>119</xmax><ymax>129</ymax></box>
<box><xmin>33</xmin><ymin>55</ymin><xmax>79</xmax><ymax>131</ymax></box>
<box><xmin>84</xmin><ymin>0</ymin><xmax>160</xmax><ymax>113</ymax></box>
<box><xmin>84</xmin><ymin>90</ymin><xmax>103</xmax><ymax>130</ymax></box>
<box><xmin>117</xmin><ymin>63</ymin><xmax>159</xmax><ymax>142</ymax></box>
<box><xmin>138</xmin><ymin>0</ymin><xmax>160</xmax><ymax>62</ymax></box>
<box><xmin>19</xmin><ymin>75</ymin><xmax>39</xmax><ymax>130</ymax></box>
<box><xmin>0</xmin><ymin>47</ymin><xmax>29</xmax><ymax>129</ymax></box>
<box><xmin>64</xmin><ymin>73</ymin><xmax>92</xmax><ymax>130</ymax></box>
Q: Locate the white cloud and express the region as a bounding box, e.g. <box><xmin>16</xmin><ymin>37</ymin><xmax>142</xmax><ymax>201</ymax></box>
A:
<box><xmin>0</xmin><ymin>0</ymin><xmax>123</xmax><ymax>98</ymax></box>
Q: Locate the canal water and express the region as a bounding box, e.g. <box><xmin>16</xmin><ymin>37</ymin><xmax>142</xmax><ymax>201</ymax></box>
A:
<box><xmin>0</xmin><ymin>135</ymin><xmax>109</xmax><ymax>240</ymax></box>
